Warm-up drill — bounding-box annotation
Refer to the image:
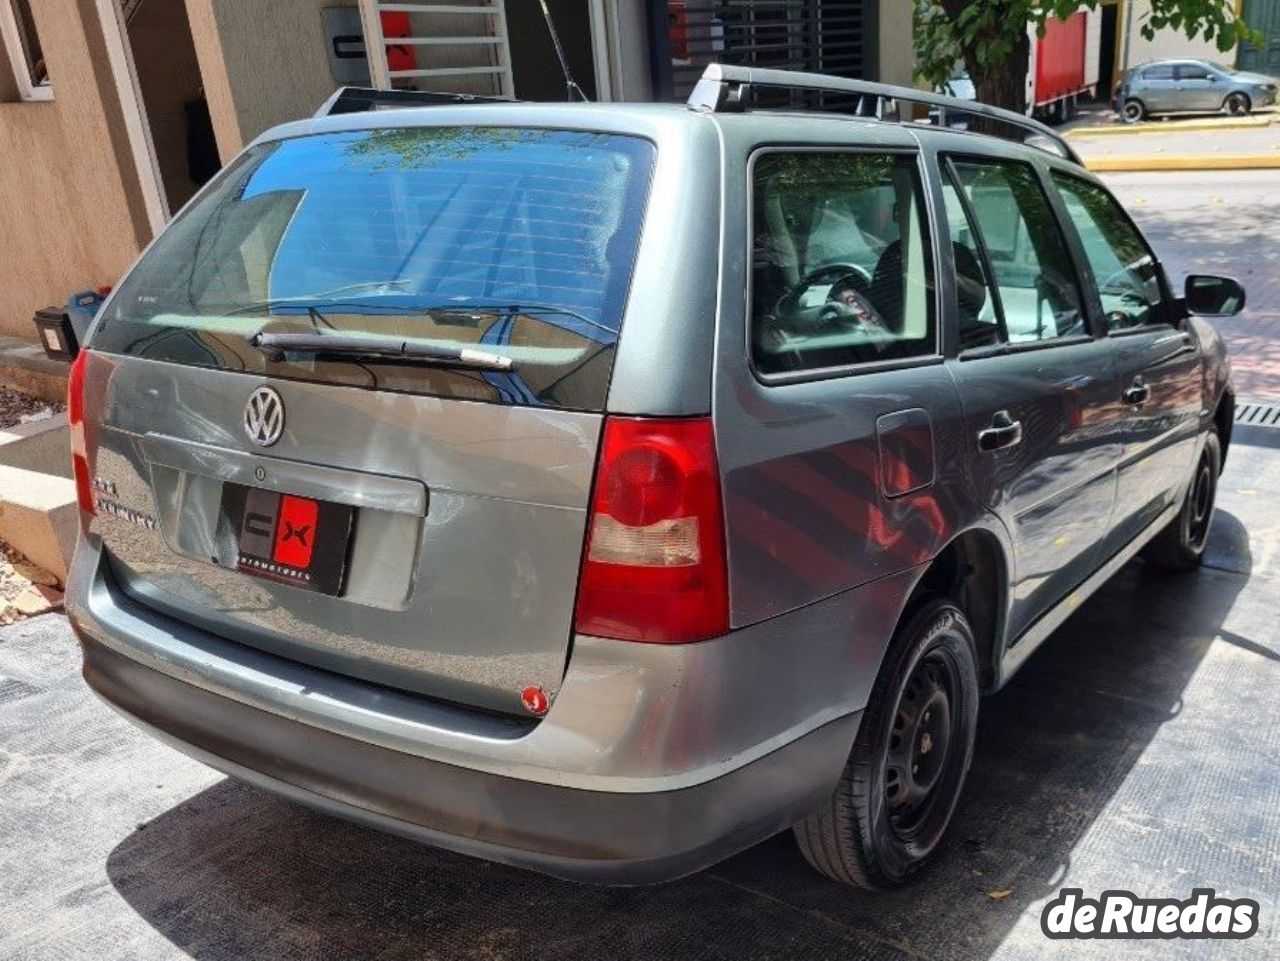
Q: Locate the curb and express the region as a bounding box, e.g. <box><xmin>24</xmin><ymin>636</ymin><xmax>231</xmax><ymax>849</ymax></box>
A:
<box><xmin>0</xmin><ymin>465</ymin><xmax>76</xmax><ymax>584</ymax></box>
<box><xmin>0</xmin><ymin>336</ymin><xmax>68</xmax><ymax>404</ymax></box>
<box><xmin>1066</xmin><ymin>115</ymin><xmax>1276</xmax><ymax>137</ymax></box>
<box><xmin>1083</xmin><ymin>153</ymin><xmax>1280</xmax><ymax>172</ymax></box>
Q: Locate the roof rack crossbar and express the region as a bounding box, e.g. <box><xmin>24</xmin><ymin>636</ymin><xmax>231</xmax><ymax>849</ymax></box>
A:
<box><xmin>686</xmin><ymin>64</ymin><xmax>1082</xmax><ymax>166</ymax></box>
<box><xmin>316</xmin><ymin>86</ymin><xmax>511</xmax><ymax>117</ymax></box>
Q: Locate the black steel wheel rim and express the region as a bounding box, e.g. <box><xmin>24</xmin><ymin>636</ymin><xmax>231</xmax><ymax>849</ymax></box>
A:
<box><xmin>1188</xmin><ymin>455</ymin><xmax>1214</xmax><ymax>549</ymax></box>
<box><xmin>883</xmin><ymin>647</ymin><xmax>961</xmax><ymax>841</ymax></box>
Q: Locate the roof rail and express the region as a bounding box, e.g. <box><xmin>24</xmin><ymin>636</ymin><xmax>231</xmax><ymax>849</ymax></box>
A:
<box><xmin>686</xmin><ymin>64</ymin><xmax>1083</xmax><ymax>166</ymax></box>
<box><xmin>315</xmin><ymin>86</ymin><xmax>511</xmax><ymax>117</ymax></box>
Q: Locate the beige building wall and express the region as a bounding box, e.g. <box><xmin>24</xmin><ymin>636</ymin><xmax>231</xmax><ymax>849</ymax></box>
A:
<box><xmin>185</xmin><ymin>0</ymin><xmax>354</xmax><ymax>159</ymax></box>
<box><xmin>0</xmin><ymin>0</ymin><xmax>150</xmax><ymax>340</ymax></box>
<box><xmin>1121</xmin><ymin>0</ymin><xmax>1236</xmax><ymax>68</ymax></box>
<box><xmin>877</xmin><ymin>0</ymin><xmax>916</xmax><ymax>87</ymax></box>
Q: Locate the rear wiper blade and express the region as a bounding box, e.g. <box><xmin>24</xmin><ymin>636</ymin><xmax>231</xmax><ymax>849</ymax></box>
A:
<box><xmin>250</xmin><ymin>332</ymin><xmax>515</xmax><ymax>371</ymax></box>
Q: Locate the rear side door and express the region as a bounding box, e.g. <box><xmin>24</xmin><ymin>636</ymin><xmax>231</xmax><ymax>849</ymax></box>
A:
<box><xmin>1049</xmin><ymin>170</ymin><xmax>1202</xmax><ymax>549</ymax></box>
<box><xmin>938</xmin><ymin>153</ymin><xmax>1120</xmax><ymax>640</ymax></box>
<box><xmin>1174</xmin><ymin>62</ymin><xmax>1221</xmax><ymax>111</ymax></box>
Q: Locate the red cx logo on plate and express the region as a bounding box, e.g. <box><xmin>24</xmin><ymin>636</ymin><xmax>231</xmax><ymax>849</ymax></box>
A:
<box><xmin>273</xmin><ymin>495</ymin><xmax>318</xmax><ymax>568</ymax></box>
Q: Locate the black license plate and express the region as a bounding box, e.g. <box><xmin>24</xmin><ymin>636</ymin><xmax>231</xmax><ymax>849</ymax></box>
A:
<box><xmin>221</xmin><ymin>484</ymin><xmax>354</xmax><ymax>595</ymax></box>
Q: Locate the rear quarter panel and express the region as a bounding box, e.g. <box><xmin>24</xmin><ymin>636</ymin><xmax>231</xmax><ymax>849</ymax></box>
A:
<box><xmin>708</xmin><ymin>116</ymin><xmax>1003</xmax><ymax>630</ymax></box>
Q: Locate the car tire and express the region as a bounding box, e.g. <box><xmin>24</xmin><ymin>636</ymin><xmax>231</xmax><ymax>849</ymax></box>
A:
<box><xmin>1121</xmin><ymin>98</ymin><xmax>1146</xmax><ymax>124</ymax></box>
<box><xmin>1225</xmin><ymin>92</ymin><xmax>1252</xmax><ymax>117</ymax></box>
<box><xmin>1142</xmin><ymin>432</ymin><xmax>1221</xmax><ymax>572</ymax></box>
<box><xmin>794</xmin><ymin>597</ymin><xmax>980</xmax><ymax>889</ymax></box>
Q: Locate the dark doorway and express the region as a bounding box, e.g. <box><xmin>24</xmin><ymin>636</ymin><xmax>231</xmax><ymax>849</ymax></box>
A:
<box><xmin>1097</xmin><ymin>1</ymin><xmax>1119</xmax><ymax>99</ymax></box>
<box><xmin>506</xmin><ymin>0</ymin><xmax>598</xmax><ymax>101</ymax></box>
<box><xmin>125</xmin><ymin>0</ymin><xmax>216</xmax><ymax>212</ymax></box>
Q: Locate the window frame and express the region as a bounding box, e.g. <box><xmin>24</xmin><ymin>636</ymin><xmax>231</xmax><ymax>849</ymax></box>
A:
<box><xmin>1047</xmin><ymin>168</ymin><xmax>1179</xmax><ymax>337</ymax></box>
<box><xmin>939</xmin><ymin>152</ymin><xmax>1095</xmax><ymax>360</ymax></box>
<box><xmin>744</xmin><ymin>145</ymin><xmax>944</xmax><ymax>387</ymax></box>
<box><xmin>0</xmin><ymin>0</ymin><xmax>52</xmax><ymax>102</ymax></box>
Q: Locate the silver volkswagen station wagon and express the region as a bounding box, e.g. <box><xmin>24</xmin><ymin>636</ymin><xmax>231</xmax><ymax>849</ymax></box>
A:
<box><xmin>66</xmin><ymin>66</ymin><xmax>1240</xmax><ymax>889</ymax></box>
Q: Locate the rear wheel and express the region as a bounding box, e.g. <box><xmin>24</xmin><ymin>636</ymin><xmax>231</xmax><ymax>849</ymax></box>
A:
<box><xmin>794</xmin><ymin>598</ymin><xmax>979</xmax><ymax>888</ymax></box>
<box><xmin>1225</xmin><ymin>92</ymin><xmax>1252</xmax><ymax>116</ymax></box>
<box><xmin>1121</xmin><ymin>98</ymin><xmax>1146</xmax><ymax>124</ymax></box>
<box><xmin>1142</xmin><ymin>433</ymin><xmax>1221</xmax><ymax>572</ymax></box>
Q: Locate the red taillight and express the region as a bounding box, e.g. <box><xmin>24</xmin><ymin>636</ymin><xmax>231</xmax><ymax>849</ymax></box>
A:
<box><xmin>574</xmin><ymin>416</ymin><xmax>728</xmax><ymax>643</ymax></box>
<box><xmin>68</xmin><ymin>350</ymin><xmax>94</xmax><ymax>516</ymax></box>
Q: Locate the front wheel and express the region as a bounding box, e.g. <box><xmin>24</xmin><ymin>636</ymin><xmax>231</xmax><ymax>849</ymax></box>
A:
<box><xmin>1142</xmin><ymin>432</ymin><xmax>1221</xmax><ymax>572</ymax></box>
<box><xmin>794</xmin><ymin>598</ymin><xmax>980</xmax><ymax>888</ymax></box>
<box><xmin>1225</xmin><ymin>92</ymin><xmax>1252</xmax><ymax>117</ymax></box>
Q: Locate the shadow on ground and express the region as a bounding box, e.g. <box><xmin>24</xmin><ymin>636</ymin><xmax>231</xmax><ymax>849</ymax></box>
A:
<box><xmin>102</xmin><ymin>514</ymin><xmax>1254</xmax><ymax>961</ymax></box>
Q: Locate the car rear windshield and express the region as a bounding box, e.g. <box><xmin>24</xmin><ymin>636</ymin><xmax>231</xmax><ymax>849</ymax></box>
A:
<box><xmin>90</xmin><ymin>127</ymin><xmax>656</xmax><ymax>411</ymax></box>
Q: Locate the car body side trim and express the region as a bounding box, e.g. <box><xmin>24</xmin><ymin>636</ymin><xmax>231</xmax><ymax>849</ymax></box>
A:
<box><xmin>999</xmin><ymin>497</ymin><xmax>1181</xmax><ymax>684</ymax></box>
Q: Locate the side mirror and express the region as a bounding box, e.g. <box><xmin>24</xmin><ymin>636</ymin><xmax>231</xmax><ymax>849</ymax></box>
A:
<box><xmin>1185</xmin><ymin>274</ymin><xmax>1245</xmax><ymax>316</ymax></box>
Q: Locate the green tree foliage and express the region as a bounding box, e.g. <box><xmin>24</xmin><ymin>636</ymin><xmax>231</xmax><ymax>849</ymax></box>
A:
<box><xmin>915</xmin><ymin>1</ymin><xmax>1261</xmax><ymax>113</ymax></box>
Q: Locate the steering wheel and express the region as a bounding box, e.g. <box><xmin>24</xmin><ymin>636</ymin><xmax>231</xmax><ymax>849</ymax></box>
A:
<box><xmin>775</xmin><ymin>263</ymin><xmax>875</xmax><ymax>323</ymax></box>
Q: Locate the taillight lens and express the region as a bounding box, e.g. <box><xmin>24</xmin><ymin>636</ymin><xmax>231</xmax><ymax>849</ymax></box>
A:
<box><xmin>574</xmin><ymin>416</ymin><xmax>728</xmax><ymax>643</ymax></box>
<box><xmin>68</xmin><ymin>350</ymin><xmax>94</xmax><ymax>516</ymax></box>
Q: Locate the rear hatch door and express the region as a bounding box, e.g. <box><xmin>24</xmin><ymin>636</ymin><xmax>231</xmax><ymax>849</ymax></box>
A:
<box><xmin>83</xmin><ymin>124</ymin><xmax>656</xmax><ymax>715</ymax></box>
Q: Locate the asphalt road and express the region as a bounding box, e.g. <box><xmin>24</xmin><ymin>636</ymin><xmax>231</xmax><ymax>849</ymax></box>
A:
<box><xmin>2</xmin><ymin>173</ymin><xmax>1279</xmax><ymax>961</ymax></box>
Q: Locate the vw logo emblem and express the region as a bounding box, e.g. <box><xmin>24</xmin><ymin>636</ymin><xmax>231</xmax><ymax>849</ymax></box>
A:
<box><xmin>244</xmin><ymin>386</ymin><xmax>284</xmax><ymax>448</ymax></box>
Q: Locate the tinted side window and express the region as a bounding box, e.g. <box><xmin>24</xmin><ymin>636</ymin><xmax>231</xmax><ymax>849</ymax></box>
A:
<box><xmin>751</xmin><ymin>152</ymin><xmax>935</xmax><ymax>375</ymax></box>
<box><xmin>1176</xmin><ymin>63</ymin><xmax>1212</xmax><ymax>80</ymax></box>
<box><xmin>1144</xmin><ymin>64</ymin><xmax>1175</xmax><ymax>80</ymax></box>
<box><xmin>1052</xmin><ymin>172</ymin><xmax>1165</xmax><ymax>332</ymax></box>
<box><xmin>949</xmin><ymin>159</ymin><xmax>1086</xmax><ymax>344</ymax></box>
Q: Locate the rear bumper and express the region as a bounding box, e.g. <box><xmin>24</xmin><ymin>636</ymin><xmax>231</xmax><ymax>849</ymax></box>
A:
<box><xmin>67</xmin><ymin>536</ymin><xmax>890</xmax><ymax>883</ymax></box>
<box><xmin>80</xmin><ymin>634</ymin><xmax>856</xmax><ymax>883</ymax></box>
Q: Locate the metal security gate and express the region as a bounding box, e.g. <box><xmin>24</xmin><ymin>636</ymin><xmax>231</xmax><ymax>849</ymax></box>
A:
<box><xmin>1240</xmin><ymin>0</ymin><xmax>1280</xmax><ymax>77</ymax></box>
<box><xmin>652</xmin><ymin>0</ymin><xmax>873</xmax><ymax>102</ymax></box>
<box><xmin>358</xmin><ymin>0</ymin><xmax>515</xmax><ymax>97</ymax></box>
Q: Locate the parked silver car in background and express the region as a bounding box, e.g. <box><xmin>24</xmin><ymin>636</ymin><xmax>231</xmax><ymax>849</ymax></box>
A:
<box><xmin>66</xmin><ymin>65</ymin><xmax>1242</xmax><ymax>890</ymax></box>
<box><xmin>1115</xmin><ymin>58</ymin><xmax>1278</xmax><ymax>123</ymax></box>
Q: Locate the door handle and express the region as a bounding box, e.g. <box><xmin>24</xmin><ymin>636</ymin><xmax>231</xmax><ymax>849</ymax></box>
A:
<box><xmin>1123</xmin><ymin>381</ymin><xmax>1151</xmax><ymax>406</ymax></box>
<box><xmin>978</xmin><ymin>410</ymin><xmax>1023</xmax><ymax>452</ymax></box>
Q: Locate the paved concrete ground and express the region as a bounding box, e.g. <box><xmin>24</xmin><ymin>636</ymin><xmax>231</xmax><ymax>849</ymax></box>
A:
<box><xmin>1106</xmin><ymin>170</ymin><xmax>1280</xmax><ymax>400</ymax></box>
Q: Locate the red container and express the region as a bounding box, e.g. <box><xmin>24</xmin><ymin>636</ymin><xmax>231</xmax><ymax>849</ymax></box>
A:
<box><xmin>1034</xmin><ymin>11</ymin><xmax>1086</xmax><ymax>107</ymax></box>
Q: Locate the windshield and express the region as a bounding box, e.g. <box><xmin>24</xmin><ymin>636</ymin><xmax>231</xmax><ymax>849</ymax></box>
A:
<box><xmin>90</xmin><ymin>126</ymin><xmax>656</xmax><ymax>410</ymax></box>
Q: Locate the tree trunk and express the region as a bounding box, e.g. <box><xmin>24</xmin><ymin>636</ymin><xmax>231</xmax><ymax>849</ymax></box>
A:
<box><xmin>966</xmin><ymin>30</ymin><xmax>1031</xmax><ymax>115</ymax></box>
